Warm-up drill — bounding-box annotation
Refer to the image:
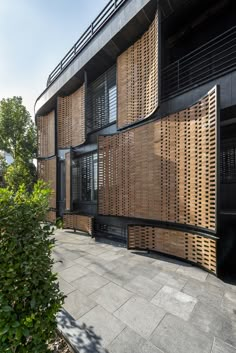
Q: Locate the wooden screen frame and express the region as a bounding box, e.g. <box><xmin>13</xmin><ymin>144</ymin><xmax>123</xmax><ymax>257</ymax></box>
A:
<box><xmin>98</xmin><ymin>86</ymin><xmax>219</xmax><ymax>234</ymax></box>
<box><xmin>128</xmin><ymin>224</ymin><xmax>218</xmax><ymax>274</ymax></box>
<box><xmin>37</xmin><ymin>111</ymin><xmax>55</xmax><ymax>158</ymax></box>
<box><xmin>117</xmin><ymin>11</ymin><xmax>159</xmax><ymax>129</ymax></box>
<box><xmin>63</xmin><ymin>213</ymin><xmax>94</xmax><ymax>236</ymax></box>
<box><xmin>38</xmin><ymin>157</ymin><xmax>57</xmax><ymax>209</ymax></box>
<box><xmin>57</xmin><ymin>84</ymin><xmax>85</xmax><ymax>148</ymax></box>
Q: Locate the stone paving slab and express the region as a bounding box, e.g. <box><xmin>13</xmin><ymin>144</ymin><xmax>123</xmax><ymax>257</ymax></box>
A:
<box><xmin>78</xmin><ymin>305</ymin><xmax>126</xmax><ymax>347</ymax></box>
<box><xmin>107</xmin><ymin>327</ymin><xmax>164</xmax><ymax>353</ymax></box>
<box><xmin>150</xmin><ymin>314</ymin><xmax>213</xmax><ymax>353</ymax></box>
<box><xmin>53</xmin><ymin>229</ymin><xmax>236</xmax><ymax>353</ymax></box>
<box><xmin>151</xmin><ymin>285</ymin><xmax>197</xmax><ymax>320</ymax></box>
<box><xmin>114</xmin><ymin>295</ymin><xmax>166</xmax><ymax>339</ymax></box>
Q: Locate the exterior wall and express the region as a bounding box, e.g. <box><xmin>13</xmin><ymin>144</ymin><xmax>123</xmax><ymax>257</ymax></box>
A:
<box><xmin>35</xmin><ymin>1</ymin><xmax>236</xmax><ymax>276</ymax></box>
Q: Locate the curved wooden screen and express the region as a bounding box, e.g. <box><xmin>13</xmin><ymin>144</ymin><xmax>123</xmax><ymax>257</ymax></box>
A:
<box><xmin>99</xmin><ymin>87</ymin><xmax>218</xmax><ymax>232</ymax></box>
<box><xmin>117</xmin><ymin>12</ymin><xmax>158</xmax><ymax>129</ymax></box>
<box><xmin>38</xmin><ymin>157</ymin><xmax>57</xmax><ymax>209</ymax></box>
<box><xmin>128</xmin><ymin>225</ymin><xmax>217</xmax><ymax>274</ymax></box>
<box><xmin>37</xmin><ymin>111</ymin><xmax>55</xmax><ymax>157</ymax></box>
<box><xmin>58</xmin><ymin>84</ymin><xmax>85</xmax><ymax>148</ymax></box>
<box><xmin>63</xmin><ymin>214</ymin><xmax>94</xmax><ymax>236</ymax></box>
<box><xmin>65</xmin><ymin>152</ymin><xmax>71</xmax><ymax>211</ymax></box>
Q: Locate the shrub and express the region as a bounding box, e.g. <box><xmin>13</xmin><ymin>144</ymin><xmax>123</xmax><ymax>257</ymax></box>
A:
<box><xmin>0</xmin><ymin>181</ymin><xmax>64</xmax><ymax>353</ymax></box>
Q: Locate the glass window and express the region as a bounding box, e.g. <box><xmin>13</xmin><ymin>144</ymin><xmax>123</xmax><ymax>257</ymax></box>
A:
<box><xmin>87</xmin><ymin>65</ymin><xmax>117</xmax><ymax>131</ymax></box>
<box><xmin>72</xmin><ymin>152</ymin><xmax>98</xmax><ymax>204</ymax></box>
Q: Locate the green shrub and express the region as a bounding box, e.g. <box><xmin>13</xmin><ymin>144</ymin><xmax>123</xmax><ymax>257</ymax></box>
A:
<box><xmin>0</xmin><ymin>181</ymin><xmax>64</xmax><ymax>353</ymax></box>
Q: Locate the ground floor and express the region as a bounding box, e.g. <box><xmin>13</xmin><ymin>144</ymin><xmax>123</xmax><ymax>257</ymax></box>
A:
<box><xmin>54</xmin><ymin>229</ymin><xmax>236</xmax><ymax>353</ymax></box>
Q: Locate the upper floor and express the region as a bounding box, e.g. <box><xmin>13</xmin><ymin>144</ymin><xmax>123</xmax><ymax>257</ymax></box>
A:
<box><xmin>35</xmin><ymin>0</ymin><xmax>236</xmax><ymax>119</ymax></box>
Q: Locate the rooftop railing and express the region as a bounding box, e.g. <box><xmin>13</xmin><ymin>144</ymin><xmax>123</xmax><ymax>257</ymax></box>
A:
<box><xmin>47</xmin><ymin>0</ymin><xmax>127</xmax><ymax>87</ymax></box>
<box><xmin>161</xmin><ymin>25</ymin><xmax>236</xmax><ymax>100</ymax></box>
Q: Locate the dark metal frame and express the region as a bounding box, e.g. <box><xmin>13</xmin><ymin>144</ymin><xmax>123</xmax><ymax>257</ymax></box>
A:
<box><xmin>47</xmin><ymin>0</ymin><xmax>128</xmax><ymax>86</ymax></box>
<box><xmin>161</xmin><ymin>26</ymin><xmax>236</xmax><ymax>100</ymax></box>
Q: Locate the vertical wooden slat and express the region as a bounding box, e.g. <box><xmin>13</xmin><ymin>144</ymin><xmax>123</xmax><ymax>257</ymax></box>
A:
<box><xmin>65</xmin><ymin>152</ymin><xmax>71</xmax><ymax>211</ymax></box>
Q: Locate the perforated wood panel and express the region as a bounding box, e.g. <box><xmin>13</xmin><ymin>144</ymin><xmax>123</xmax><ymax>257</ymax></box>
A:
<box><xmin>128</xmin><ymin>225</ymin><xmax>217</xmax><ymax>274</ymax></box>
<box><xmin>38</xmin><ymin>157</ymin><xmax>57</xmax><ymax>208</ymax></box>
<box><xmin>63</xmin><ymin>214</ymin><xmax>93</xmax><ymax>236</ymax></box>
<box><xmin>117</xmin><ymin>12</ymin><xmax>158</xmax><ymax>128</ymax></box>
<box><xmin>65</xmin><ymin>152</ymin><xmax>71</xmax><ymax>211</ymax></box>
<box><xmin>37</xmin><ymin>111</ymin><xmax>55</xmax><ymax>157</ymax></box>
<box><xmin>46</xmin><ymin>210</ymin><xmax>57</xmax><ymax>223</ymax></box>
<box><xmin>99</xmin><ymin>87</ymin><xmax>217</xmax><ymax>232</ymax></box>
<box><xmin>58</xmin><ymin>84</ymin><xmax>85</xmax><ymax>148</ymax></box>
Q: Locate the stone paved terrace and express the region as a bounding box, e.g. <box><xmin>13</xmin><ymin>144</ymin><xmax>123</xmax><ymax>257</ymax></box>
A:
<box><xmin>53</xmin><ymin>229</ymin><xmax>236</xmax><ymax>353</ymax></box>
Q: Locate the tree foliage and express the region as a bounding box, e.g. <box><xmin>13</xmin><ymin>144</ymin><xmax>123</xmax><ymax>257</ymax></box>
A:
<box><xmin>4</xmin><ymin>161</ymin><xmax>37</xmax><ymax>193</ymax></box>
<box><xmin>0</xmin><ymin>97</ymin><xmax>36</xmax><ymax>161</ymax></box>
<box><xmin>0</xmin><ymin>182</ymin><xmax>64</xmax><ymax>353</ymax></box>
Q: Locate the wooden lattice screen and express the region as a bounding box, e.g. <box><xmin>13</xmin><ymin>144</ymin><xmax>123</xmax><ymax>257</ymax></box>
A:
<box><xmin>128</xmin><ymin>225</ymin><xmax>217</xmax><ymax>274</ymax></box>
<box><xmin>38</xmin><ymin>157</ymin><xmax>57</xmax><ymax>208</ymax></box>
<box><xmin>63</xmin><ymin>214</ymin><xmax>94</xmax><ymax>236</ymax></box>
<box><xmin>65</xmin><ymin>152</ymin><xmax>71</xmax><ymax>211</ymax></box>
<box><xmin>117</xmin><ymin>12</ymin><xmax>158</xmax><ymax>128</ymax></box>
<box><xmin>58</xmin><ymin>84</ymin><xmax>85</xmax><ymax>148</ymax></box>
<box><xmin>37</xmin><ymin>111</ymin><xmax>55</xmax><ymax>157</ymax></box>
<box><xmin>99</xmin><ymin>87</ymin><xmax>217</xmax><ymax>232</ymax></box>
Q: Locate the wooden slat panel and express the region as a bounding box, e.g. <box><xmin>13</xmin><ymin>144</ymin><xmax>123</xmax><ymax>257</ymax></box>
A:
<box><xmin>117</xmin><ymin>12</ymin><xmax>159</xmax><ymax>128</ymax></box>
<box><xmin>37</xmin><ymin>111</ymin><xmax>55</xmax><ymax>157</ymax></box>
<box><xmin>58</xmin><ymin>84</ymin><xmax>85</xmax><ymax>148</ymax></box>
<box><xmin>38</xmin><ymin>157</ymin><xmax>57</xmax><ymax>209</ymax></box>
<box><xmin>63</xmin><ymin>214</ymin><xmax>93</xmax><ymax>236</ymax></box>
<box><xmin>65</xmin><ymin>152</ymin><xmax>71</xmax><ymax>211</ymax></box>
<box><xmin>46</xmin><ymin>210</ymin><xmax>57</xmax><ymax>223</ymax></box>
<box><xmin>128</xmin><ymin>225</ymin><xmax>217</xmax><ymax>274</ymax></box>
<box><xmin>98</xmin><ymin>87</ymin><xmax>217</xmax><ymax>232</ymax></box>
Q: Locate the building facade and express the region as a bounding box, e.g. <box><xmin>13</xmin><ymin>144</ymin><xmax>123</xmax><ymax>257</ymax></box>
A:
<box><xmin>36</xmin><ymin>0</ymin><xmax>236</xmax><ymax>277</ymax></box>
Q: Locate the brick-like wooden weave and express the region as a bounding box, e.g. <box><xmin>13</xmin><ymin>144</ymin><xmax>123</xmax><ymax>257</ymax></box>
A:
<box><xmin>99</xmin><ymin>87</ymin><xmax>217</xmax><ymax>232</ymax></box>
<box><xmin>117</xmin><ymin>12</ymin><xmax>158</xmax><ymax>128</ymax></box>
<box><xmin>38</xmin><ymin>157</ymin><xmax>57</xmax><ymax>208</ymax></box>
<box><xmin>65</xmin><ymin>152</ymin><xmax>71</xmax><ymax>211</ymax></box>
<box><xmin>63</xmin><ymin>214</ymin><xmax>93</xmax><ymax>236</ymax></box>
<box><xmin>128</xmin><ymin>225</ymin><xmax>217</xmax><ymax>274</ymax></box>
<box><xmin>37</xmin><ymin>111</ymin><xmax>55</xmax><ymax>157</ymax></box>
<box><xmin>46</xmin><ymin>210</ymin><xmax>57</xmax><ymax>223</ymax></box>
<box><xmin>58</xmin><ymin>84</ymin><xmax>85</xmax><ymax>148</ymax></box>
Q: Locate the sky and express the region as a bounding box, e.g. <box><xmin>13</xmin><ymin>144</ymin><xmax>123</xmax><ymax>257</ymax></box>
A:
<box><xmin>0</xmin><ymin>0</ymin><xmax>108</xmax><ymax>118</ymax></box>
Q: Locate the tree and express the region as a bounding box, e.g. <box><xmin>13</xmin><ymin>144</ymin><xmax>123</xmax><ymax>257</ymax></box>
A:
<box><xmin>4</xmin><ymin>160</ymin><xmax>37</xmax><ymax>192</ymax></box>
<box><xmin>0</xmin><ymin>182</ymin><xmax>64</xmax><ymax>353</ymax></box>
<box><xmin>0</xmin><ymin>97</ymin><xmax>37</xmax><ymax>190</ymax></box>
<box><xmin>0</xmin><ymin>97</ymin><xmax>36</xmax><ymax>161</ymax></box>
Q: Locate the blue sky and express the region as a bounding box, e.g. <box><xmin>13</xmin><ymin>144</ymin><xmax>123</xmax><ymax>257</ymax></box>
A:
<box><xmin>0</xmin><ymin>0</ymin><xmax>108</xmax><ymax>117</ymax></box>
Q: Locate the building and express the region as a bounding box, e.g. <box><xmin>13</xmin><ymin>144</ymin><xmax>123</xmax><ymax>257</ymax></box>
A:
<box><xmin>35</xmin><ymin>0</ymin><xmax>236</xmax><ymax>277</ymax></box>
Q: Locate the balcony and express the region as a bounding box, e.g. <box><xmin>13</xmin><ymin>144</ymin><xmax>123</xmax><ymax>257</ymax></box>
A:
<box><xmin>161</xmin><ymin>25</ymin><xmax>236</xmax><ymax>100</ymax></box>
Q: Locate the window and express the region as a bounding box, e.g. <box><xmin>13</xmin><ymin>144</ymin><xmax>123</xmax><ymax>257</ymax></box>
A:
<box><xmin>220</xmin><ymin>139</ymin><xmax>236</xmax><ymax>184</ymax></box>
<box><xmin>87</xmin><ymin>65</ymin><xmax>117</xmax><ymax>131</ymax></box>
<box><xmin>72</xmin><ymin>152</ymin><xmax>98</xmax><ymax>204</ymax></box>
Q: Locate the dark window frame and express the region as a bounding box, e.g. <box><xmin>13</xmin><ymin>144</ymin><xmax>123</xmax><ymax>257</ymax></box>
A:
<box><xmin>87</xmin><ymin>65</ymin><xmax>117</xmax><ymax>132</ymax></box>
<box><xmin>72</xmin><ymin>152</ymin><xmax>98</xmax><ymax>205</ymax></box>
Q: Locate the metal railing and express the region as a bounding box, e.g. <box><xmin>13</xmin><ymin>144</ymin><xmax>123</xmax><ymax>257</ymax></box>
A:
<box><xmin>47</xmin><ymin>0</ymin><xmax>127</xmax><ymax>87</ymax></box>
<box><xmin>161</xmin><ymin>26</ymin><xmax>236</xmax><ymax>100</ymax></box>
